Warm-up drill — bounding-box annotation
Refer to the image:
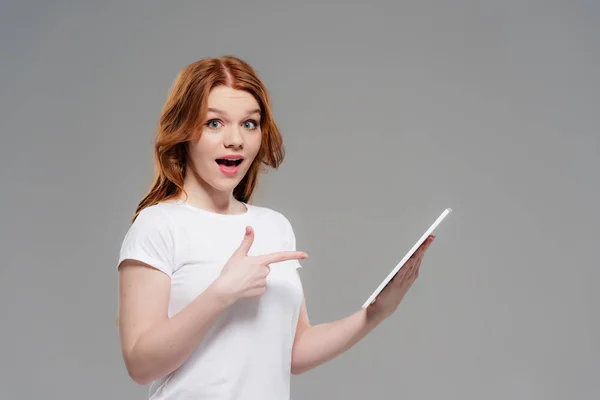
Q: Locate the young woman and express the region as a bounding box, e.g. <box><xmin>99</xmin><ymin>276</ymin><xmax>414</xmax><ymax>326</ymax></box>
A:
<box><xmin>116</xmin><ymin>55</ymin><xmax>435</xmax><ymax>400</ymax></box>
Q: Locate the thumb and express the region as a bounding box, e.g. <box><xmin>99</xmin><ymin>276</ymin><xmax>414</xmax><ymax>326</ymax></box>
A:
<box><xmin>235</xmin><ymin>226</ymin><xmax>254</xmax><ymax>256</ymax></box>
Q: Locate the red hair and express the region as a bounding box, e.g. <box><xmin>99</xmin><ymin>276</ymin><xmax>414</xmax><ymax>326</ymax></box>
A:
<box><xmin>132</xmin><ymin>55</ymin><xmax>285</xmax><ymax>222</ymax></box>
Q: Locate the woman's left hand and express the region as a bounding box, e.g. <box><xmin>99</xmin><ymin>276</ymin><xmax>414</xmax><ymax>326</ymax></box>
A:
<box><xmin>367</xmin><ymin>235</ymin><xmax>435</xmax><ymax>320</ymax></box>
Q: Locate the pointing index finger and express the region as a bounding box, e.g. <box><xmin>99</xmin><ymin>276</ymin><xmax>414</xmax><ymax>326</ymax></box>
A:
<box><xmin>259</xmin><ymin>251</ymin><xmax>308</xmax><ymax>265</ymax></box>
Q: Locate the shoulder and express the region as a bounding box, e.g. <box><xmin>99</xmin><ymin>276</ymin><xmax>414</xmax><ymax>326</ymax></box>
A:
<box><xmin>122</xmin><ymin>203</ymin><xmax>178</xmax><ymax>246</ymax></box>
<box><xmin>134</xmin><ymin>203</ymin><xmax>172</xmax><ymax>223</ymax></box>
<box><xmin>118</xmin><ymin>203</ymin><xmax>176</xmax><ymax>275</ymax></box>
<box><xmin>127</xmin><ymin>203</ymin><xmax>175</xmax><ymax>234</ymax></box>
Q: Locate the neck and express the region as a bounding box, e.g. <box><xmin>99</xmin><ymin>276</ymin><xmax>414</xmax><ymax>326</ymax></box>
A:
<box><xmin>181</xmin><ymin>168</ymin><xmax>245</xmax><ymax>215</ymax></box>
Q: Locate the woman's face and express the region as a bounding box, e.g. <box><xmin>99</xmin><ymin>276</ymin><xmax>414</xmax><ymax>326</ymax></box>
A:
<box><xmin>187</xmin><ymin>86</ymin><xmax>262</xmax><ymax>195</ymax></box>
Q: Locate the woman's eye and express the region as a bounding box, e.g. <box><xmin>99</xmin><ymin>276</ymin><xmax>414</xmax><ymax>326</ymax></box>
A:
<box><xmin>244</xmin><ymin>120</ymin><xmax>258</xmax><ymax>129</ymax></box>
<box><xmin>206</xmin><ymin>120</ymin><xmax>222</xmax><ymax>129</ymax></box>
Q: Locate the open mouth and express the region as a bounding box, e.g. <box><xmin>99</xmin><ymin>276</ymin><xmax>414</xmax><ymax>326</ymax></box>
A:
<box><xmin>215</xmin><ymin>158</ymin><xmax>244</xmax><ymax>167</ymax></box>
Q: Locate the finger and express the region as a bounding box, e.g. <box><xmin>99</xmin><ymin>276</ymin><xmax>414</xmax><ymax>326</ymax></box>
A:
<box><xmin>412</xmin><ymin>241</ymin><xmax>430</xmax><ymax>262</ymax></box>
<box><xmin>248</xmin><ymin>286</ymin><xmax>266</xmax><ymax>297</ymax></box>
<box><xmin>407</xmin><ymin>250</ymin><xmax>421</xmax><ymax>270</ymax></box>
<box><xmin>413</xmin><ymin>251</ymin><xmax>425</xmax><ymax>270</ymax></box>
<box><xmin>392</xmin><ymin>266</ymin><xmax>410</xmax><ymax>287</ymax></box>
<box><xmin>425</xmin><ymin>238</ymin><xmax>433</xmax><ymax>250</ymax></box>
<box><xmin>393</xmin><ymin>264</ymin><xmax>408</xmax><ymax>280</ymax></box>
<box><xmin>425</xmin><ymin>235</ymin><xmax>435</xmax><ymax>248</ymax></box>
<box><xmin>259</xmin><ymin>250</ymin><xmax>308</xmax><ymax>265</ymax></box>
<box><xmin>411</xmin><ymin>265</ymin><xmax>420</xmax><ymax>283</ymax></box>
<box><xmin>235</xmin><ymin>226</ymin><xmax>255</xmax><ymax>256</ymax></box>
<box><xmin>412</xmin><ymin>259</ymin><xmax>422</xmax><ymax>276</ymax></box>
<box><xmin>405</xmin><ymin>251</ymin><xmax>423</xmax><ymax>276</ymax></box>
<box><xmin>410</xmin><ymin>244</ymin><xmax>426</xmax><ymax>261</ymax></box>
<box><xmin>414</xmin><ymin>247</ymin><xmax>424</xmax><ymax>261</ymax></box>
<box><xmin>420</xmin><ymin>238</ymin><xmax>432</xmax><ymax>251</ymax></box>
<box><xmin>419</xmin><ymin>239</ymin><xmax>433</xmax><ymax>260</ymax></box>
<box><xmin>403</xmin><ymin>262</ymin><xmax>418</xmax><ymax>282</ymax></box>
<box><xmin>392</xmin><ymin>273</ymin><xmax>404</xmax><ymax>288</ymax></box>
<box><xmin>419</xmin><ymin>236</ymin><xmax>434</xmax><ymax>251</ymax></box>
<box><xmin>401</xmin><ymin>264</ymin><xmax>418</xmax><ymax>286</ymax></box>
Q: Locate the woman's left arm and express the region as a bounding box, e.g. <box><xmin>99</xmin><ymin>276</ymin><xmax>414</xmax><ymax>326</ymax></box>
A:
<box><xmin>290</xmin><ymin>234</ymin><xmax>434</xmax><ymax>375</ymax></box>
<box><xmin>290</xmin><ymin>298</ymin><xmax>385</xmax><ymax>375</ymax></box>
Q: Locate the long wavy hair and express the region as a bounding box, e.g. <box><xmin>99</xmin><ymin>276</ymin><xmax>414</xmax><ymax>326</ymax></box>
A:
<box><xmin>131</xmin><ymin>55</ymin><xmax>285</xmax><ymax>222</ymax></box>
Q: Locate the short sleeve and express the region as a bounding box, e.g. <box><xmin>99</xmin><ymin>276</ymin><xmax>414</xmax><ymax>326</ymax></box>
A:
<box><xmin>117</xmin><ymin>206</ymin><xmax>175</xmax><ymax>277</ymax></box>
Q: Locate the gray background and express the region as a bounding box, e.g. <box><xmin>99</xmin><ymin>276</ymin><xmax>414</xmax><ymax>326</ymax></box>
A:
<box><xmin>1</xmin><ymin>1</ymin><xmax>598</xmax><ymax>399</ymax></box>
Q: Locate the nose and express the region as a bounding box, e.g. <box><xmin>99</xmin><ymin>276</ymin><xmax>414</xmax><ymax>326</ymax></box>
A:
<box><xmin>223</xmin><ymin>125</ymin><xmax>244</xmax><ymax>149</ymax></box>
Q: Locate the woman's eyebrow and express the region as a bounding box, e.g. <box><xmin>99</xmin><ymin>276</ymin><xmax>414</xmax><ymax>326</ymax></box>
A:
<box><xmin>207</xmin><ymin>107</ymin><xmax>261</xmax><ymax>117</ymax></box>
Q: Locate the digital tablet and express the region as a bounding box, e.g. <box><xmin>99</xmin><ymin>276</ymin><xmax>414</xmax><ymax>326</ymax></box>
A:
<box><xmin>361</xmin><ymin>208</ymin><xmax>452</xmax><ymax>309</ymax></box>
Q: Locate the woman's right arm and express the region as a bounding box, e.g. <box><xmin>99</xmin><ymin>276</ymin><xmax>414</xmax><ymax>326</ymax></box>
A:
<box><xmin>117</xmin><ymin>260</ymin><xmax>235</xmax><ymax>385</ymax></box>
<box><xmin>117</xmin><ymin>225</ymin><xmax>308</xmax><ymax>385</ymax></box>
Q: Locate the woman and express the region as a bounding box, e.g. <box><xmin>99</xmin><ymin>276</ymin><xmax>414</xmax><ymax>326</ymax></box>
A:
<box><xmin>116</xmin><ymin>55</ymin><xmax>434</xmax><ymax>400</ymax></box>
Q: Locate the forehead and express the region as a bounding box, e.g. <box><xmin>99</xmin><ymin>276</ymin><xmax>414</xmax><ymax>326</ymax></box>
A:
<box><xmin>206</xmin><ymin>86</ymin><xmax>260</xmax><ymax>114</ymax></box>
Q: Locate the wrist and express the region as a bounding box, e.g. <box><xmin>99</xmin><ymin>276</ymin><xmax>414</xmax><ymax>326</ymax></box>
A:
<box><xmin>207</xmin><ymin>278</ymin><xmax>238</xmax><ymax>307</ymax></box>
<box><xmin>365</xmin><ymin>305</ymin><xmax>392</xmax><ymax>325</ymax></box>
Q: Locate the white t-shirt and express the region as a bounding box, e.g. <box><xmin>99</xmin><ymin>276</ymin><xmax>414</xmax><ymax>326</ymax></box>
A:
<box><xmin>117</xmin><ymin>199</ymin><xmax>305</xmax><ymax>400</ymax></box>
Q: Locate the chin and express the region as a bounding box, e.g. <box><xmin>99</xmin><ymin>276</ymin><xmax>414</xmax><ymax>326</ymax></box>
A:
<box><xmin>208</xmin><ymin>177</ymin><xmax>244</xmax><ymax>194</ymax></box>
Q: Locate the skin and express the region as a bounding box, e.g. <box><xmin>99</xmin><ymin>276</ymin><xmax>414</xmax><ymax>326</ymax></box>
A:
<box><xmin>183</xmin><ymin>85</ymin><xmax>263</xmax><ymax>214</ymax></box>
<box><xmin>117</xmin><ymin>85</ymin><xmax>434</xmax><ymax>385</ymax></box>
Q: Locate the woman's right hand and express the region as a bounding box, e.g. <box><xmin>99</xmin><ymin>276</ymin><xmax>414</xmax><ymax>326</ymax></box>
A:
<box><xmin>213</xmin><ymin>226</ymin><xmax>308</xmax><ymax>303</ymax></box>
